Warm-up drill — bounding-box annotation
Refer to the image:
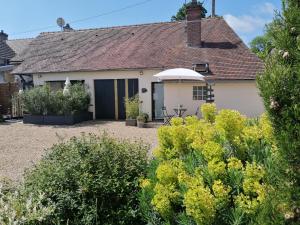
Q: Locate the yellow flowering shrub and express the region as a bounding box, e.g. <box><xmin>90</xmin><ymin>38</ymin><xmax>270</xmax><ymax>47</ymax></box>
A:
<box><xmin>184</xmin><ymin>185</ymin><xmax>216</xmax><ymax>225</ymax></box>
<box><xmin>215</xmin><ymin>109</ymin><xmax>246</xmax><ymax>141</ymax></box>
<box><xmin>213</xmin><ymin>180</ymin><xmax>231</xmax><ymax>208</ymax></box>
<box><xmin>202</xmin><ymin>141</ymin><xmax>224</xmax><ymax>161</ymax></box>
<box><xmin>201</xmin><ymin>103</ymin><xmax>217</xmax><ymax>123</ymax></box>
<box><xmin>227</xmin><ymin>157</ymin><xmax>243</xmax><ymax>170</ymax></box>
<box><xmin>140</xmin><ymin>107</ymin><xmax>287</xmax><ymax>224</ymax></box>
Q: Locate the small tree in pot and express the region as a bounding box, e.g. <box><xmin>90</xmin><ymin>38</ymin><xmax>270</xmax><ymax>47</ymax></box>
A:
<box><xmin>137</xmin><ymin>112</ymin><xmax>149</xmax><ymax>128</ymax></box>
<box><xmin>125</xmin><ymin>95</ymin><xmax>139</xmax><ymax>126</ymax></box>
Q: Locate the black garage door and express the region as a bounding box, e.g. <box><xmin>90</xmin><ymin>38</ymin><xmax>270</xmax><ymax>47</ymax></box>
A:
<box><xmin>94</xmin><ymin>80</ymin><xmax>115</xmax><ymax>119</ymax></box>
<box><xmin>94</xmin><ymin>79</ymin><xmax>138</xmax><ymax>120</ymax></box>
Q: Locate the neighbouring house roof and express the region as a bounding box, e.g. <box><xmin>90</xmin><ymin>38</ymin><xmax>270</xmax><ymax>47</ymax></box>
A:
<box><xmin>6</xmin><ymin>38</ymin><xmax>33</xmax><ymax>56</ymax></box>
<box><xmin>0</xmin><ymin>38</ymin><xmax>32</xmax><ymax>60</ymax></box>
<box><xmin>0</xmin><ymin>41</ymin><xmax>15</xmax><ymax>59</ymax></box>
<box><xmin>12</xmin><ymin>18</ymin><xmax>264</xmax><ymax>80</ymax></box>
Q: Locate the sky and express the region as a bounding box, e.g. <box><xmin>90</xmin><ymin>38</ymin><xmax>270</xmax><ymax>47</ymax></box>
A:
<box><xmin>0</xmin><ymin>0</ymin><xmax>281</xmax><ymax>45</ymax></box>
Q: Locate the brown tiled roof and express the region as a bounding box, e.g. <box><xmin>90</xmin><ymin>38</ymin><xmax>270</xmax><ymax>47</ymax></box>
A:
<box><xmin>13</xmin><ymin>18</ymin><xmax>264</xmax><ymax>80</ymax></box>
<box><xmin>0</xmin><ymin>41</ymin><xmax>15</xmax><ymax>59</ymax></box>
<box><xmin>6</xmin><ymin>38</ymin><xmax>33</xmax><ymax>56</ymax></box>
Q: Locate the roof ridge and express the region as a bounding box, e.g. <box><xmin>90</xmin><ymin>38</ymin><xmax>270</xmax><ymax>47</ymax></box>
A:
<box><xmin>39</xmin><ymin>18</ymin><xmax>223</xmax><ymax>35</ymax></box>
<box><xmin>6</xmin><ymin>37</ymin><xmax>35</xmax><ymax>41</ymax></box>
<box><xmin>40</xmin><ymin>21</ymin><xmax>185</xmax><ymax>35</ymax></box>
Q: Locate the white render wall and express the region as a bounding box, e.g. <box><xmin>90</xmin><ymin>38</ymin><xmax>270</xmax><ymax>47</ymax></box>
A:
<box><xmin>164</xmin><ymin>82</ymin><xmax>206</xmax><ymax>117</ymax></box>
<box><xmin>214</xmin><ymin>80</ymin><xmax>265</xmax><ymax>117</ymax></box>
<box><xmin>32</xmin><ymin>70</ymin><xmax>265</xmax><ymax>120</ymax></box>
<box><xmin>32</xmin><ymin>69</ymin><xmax>161</xmax><ymax>120</ymax></box>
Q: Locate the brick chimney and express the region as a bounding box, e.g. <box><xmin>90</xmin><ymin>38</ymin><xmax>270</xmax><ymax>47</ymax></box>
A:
<box><xmin>0</xmin><ymin>30</ymin><xmax>8</xmax><ymax>41</ymax></box>
<box><xmin>186</xmin><ymin>0</ymin><xmax>202</xmax><ymax>47</ymax></box>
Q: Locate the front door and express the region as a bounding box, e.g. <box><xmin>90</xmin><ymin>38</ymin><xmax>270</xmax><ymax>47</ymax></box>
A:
<box><xmin>152</xmin><ymin>82</ymin><xmax>164</xmax><ymax>120</ymax></box>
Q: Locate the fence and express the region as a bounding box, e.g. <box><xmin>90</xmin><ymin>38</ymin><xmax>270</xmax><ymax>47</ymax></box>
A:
<box><xmin>0</xmin><ymin>82</ymin><xmax>20</xmax><ymax>117</ymax></box>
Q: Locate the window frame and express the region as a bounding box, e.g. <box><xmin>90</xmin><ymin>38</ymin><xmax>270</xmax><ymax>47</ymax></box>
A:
<box><xmin>193</xmin><ymin>86</ymin><xmax>207</xmax><ymax>101</ymax></box>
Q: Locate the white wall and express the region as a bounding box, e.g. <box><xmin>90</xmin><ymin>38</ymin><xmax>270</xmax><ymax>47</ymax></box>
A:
<box><xmin>33</xmin><ymin>71</ymin><xmax>265</xmax><ymax>120</ymax></box>
<box><xmin>33</xmin><ymin>69</ymin><xmax>161</xmax><ymax>120</ymax></box>
<box><xmin>214</xmin><ymin>80</ymin><xmax>265</xmax><ymax>117</ymax></box>
<box><xmin>164</xmin><ymin>82</ymin><xmax>206</xmax><ymax>117</ymax></box>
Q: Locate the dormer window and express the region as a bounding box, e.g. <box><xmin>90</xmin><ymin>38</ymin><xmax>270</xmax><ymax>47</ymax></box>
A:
<box><xmin>193</xmin><ymin>63</ymin><xmax>209</xmax><ymax>74</ymax></box>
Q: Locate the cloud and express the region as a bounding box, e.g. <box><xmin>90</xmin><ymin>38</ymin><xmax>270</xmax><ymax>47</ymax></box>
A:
<box><xmin>223</xmin><ymin>14</ymin><xmax>266</xmax><ymax>33</ymax></box>
<box><xmin>258</xmin><ymin>2</ymin><xmax>276</xmax><ymax>15</ymax></box>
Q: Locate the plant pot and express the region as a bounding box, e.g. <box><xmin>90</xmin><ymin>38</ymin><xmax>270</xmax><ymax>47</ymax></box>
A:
<box><xmin>126</xmin><ymin>119</ymin><xmax>137</xmax><ymax>126</ymax></box>
<box><xmin>137</xmin><ymin>120</ymin><xmax>146</xmax><ymax>128</ymax></box>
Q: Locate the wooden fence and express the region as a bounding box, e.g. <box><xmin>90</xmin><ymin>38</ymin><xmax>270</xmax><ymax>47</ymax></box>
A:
<box><xmin>0</xmin><ymin>83</ymin><xmax>20</xmax><ymax>116</ymax></box>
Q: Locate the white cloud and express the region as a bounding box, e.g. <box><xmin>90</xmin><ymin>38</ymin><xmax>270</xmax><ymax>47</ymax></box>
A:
<box><xmin>258</xmin><ymin>2</ymin><xmax>276</xmax><ymax>15</ymax></box>
<box><xmin>224</xmin><ymin>14</ymin><xmax>266</xmax><ymax>33</ymax></box>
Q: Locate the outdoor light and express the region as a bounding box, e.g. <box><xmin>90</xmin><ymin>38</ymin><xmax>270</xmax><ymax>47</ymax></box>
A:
<box><xmin>139</xmin><ymin>70</ymin><xmax>144</xmax><ymax>75</ymax></box>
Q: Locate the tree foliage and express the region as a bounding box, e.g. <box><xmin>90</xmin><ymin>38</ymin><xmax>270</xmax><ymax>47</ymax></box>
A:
<box><xmin>257</xmin><ymin>0</ymin><xmax>300</xmax><ymax>222</ymax></box>
<box><xmin>171</xmin><ymin>1</ymin><xmax>207</xmax><ymax>21</ymax></box>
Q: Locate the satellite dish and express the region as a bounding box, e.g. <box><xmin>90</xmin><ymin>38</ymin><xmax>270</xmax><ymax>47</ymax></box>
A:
<box><xmin>56</xmin><ymin>17</ymin><xmax>65</xmax><ymax>30</ymax></box>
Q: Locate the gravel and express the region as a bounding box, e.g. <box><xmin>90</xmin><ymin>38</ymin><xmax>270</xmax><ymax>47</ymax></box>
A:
<box><xmin>0</xmin><ymin>120</ymin><xmax>158</xmax><ymax>182</ymax></box>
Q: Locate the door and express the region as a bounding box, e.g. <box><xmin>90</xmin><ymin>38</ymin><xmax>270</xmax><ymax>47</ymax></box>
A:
<box><xmin>94</xmin><ymin>79</ymin><xmax>139</xmax><ymax>120</ymax></box>
<box><xmin>152</xmin><ymin>82</ymin><xmax>164</xmax><ymax>120</ymax></box>
<box><xmin>94</xmin><ymin>80</ymin><xmax>115</xmax><ymax>119</ymax></box>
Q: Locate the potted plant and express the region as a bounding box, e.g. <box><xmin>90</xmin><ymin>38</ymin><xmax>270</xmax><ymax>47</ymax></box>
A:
<box><xmin>137</xmin><ymin>113</ymin><xmax>149</xmax><ymax>128</ymax></box>
<box><xmin>22</xmin><ymin>82</ymin><xmax>92</xmax><ymax>125</ymax></box>
<box><xmin>125</xmin><ymin>95</ymin><xmax>139</xmax><ymax>126</ymax></box>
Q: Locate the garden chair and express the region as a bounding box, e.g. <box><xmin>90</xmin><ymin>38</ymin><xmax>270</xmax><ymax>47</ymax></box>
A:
<box><xmin>162</xmin><ymin>106</ymin><xmax>175</xmax><ymax>125</ymax></box>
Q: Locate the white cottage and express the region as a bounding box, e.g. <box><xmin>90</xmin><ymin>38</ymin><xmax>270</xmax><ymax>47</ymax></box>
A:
<box><xmin>13</xmin><ymin>2</ymin><xmax>264</xmax><ymax>120</ymax></box>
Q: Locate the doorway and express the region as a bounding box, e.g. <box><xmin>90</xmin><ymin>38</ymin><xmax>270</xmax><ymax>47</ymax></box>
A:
<box><xmin>152</xmin><ymin>82</ymin><xmax>164</xmax><ymax>120</ymax></box>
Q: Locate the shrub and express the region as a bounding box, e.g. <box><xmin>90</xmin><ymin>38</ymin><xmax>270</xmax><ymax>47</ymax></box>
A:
<box><xmin>125</xmin><ymin>95</ymin><xmax>139</xmax><ymax>119</ymax></box>
<box><xmin>257</xmin><ymin>0</ymin><xmax>300</xmax><ymax>219</ymax></box>
<box><xmin>0</xmin><ymin>182</ymin><xmax>55</xmax><ymax>225</ymax></box>
<box><xmin>22</xmin><ymin>83</ymin><xmax>90</xmax><ymax>116</ymax></box>
<box><xmin>137</xmin><ymin>113</ymin><xmax>149</xmax><ymax>122</ymax></box>
<box><xmin>140</xmin><ymin>110</ymin><xmax>288</xmax><ymax>225</ymax></box>
<box><xmin>22</xmin><ymin>134</ymin><xmax>148</xmax><ymax>225</ymax></box>
<box><xmin>201</xmin><ymin>103</ymin><xmax>217</xmax><ymax>123</ymax></box>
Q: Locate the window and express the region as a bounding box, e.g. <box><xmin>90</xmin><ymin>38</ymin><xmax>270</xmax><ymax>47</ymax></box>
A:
<box><xmin>193</xmin><ymin>86</ymin><xmax>207</xmax><ymax>100</ymax></box>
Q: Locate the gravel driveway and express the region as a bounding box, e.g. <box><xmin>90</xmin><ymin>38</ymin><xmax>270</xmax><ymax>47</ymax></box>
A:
<box><xmin>0</xmin><ymin>120</ymin><xmax>158</xmax><ymax>182</ymax></box>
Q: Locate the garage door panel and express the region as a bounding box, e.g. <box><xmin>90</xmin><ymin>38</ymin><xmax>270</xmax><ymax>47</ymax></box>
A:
<box><xmin>94</xmin><ymin>80</ymin><xmax>115</xmax><ymax>119</ymax></box>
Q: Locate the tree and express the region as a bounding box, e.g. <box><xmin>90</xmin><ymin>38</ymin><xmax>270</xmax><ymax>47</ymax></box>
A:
<box><xmin>257</xmin><ymin>0</ymin><xmax>300</xmax><ymax>222</ymax></box>
<box><xmin>250</xmin><ymin>34</ymin><xmax>273</xmax><ymax>60</ymax></box>
<box><xmin>171</xmin><ymin>1</ymin><xmax>207</xmax><ymax>21</ymax></box>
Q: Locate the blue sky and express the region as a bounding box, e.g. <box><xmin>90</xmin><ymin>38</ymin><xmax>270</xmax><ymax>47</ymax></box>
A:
<box><xmin>0</xmin><ymin>0</ymin><xmax>281</xmax><ymax>45</ymax></box>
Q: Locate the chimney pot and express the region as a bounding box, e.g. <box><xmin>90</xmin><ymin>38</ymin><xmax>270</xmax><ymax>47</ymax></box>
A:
<box><xmin>186</xmin><ymin>1</ymin><xmax>202</xmax><ymax>47</ymax></box>
<box><xmin>0</xmin><ymin>30</ymin><xmax>8</xmax><ymax>41</ymax></box>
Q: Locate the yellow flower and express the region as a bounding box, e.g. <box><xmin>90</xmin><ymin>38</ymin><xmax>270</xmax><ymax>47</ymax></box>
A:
<box><xmin>152</xmin><ymin>183</ymin><xmax>181</xmax><ymax>218</ymax></box>
<box><xmin>202</xmin><ymin>141</ymin><xmax>224</xmax><ymax>161</ymax></box>
<box><xmin>227</xmin><ymin>157</ymin><xmax>243</xmax><ymax>170</ymax></box>
<box><xmin>207</xmin><ymin>159</ymin><xmax>226</xmax><ymax>177</ymax></box>
<box><xmin>140</xmin><ymin>178</ymin><xmax>151</xmax><ymax>189</ymax></box>
<box><xmin>184</xmin><ymin>185</ymin><xmax>216</xmax><ymax>225</ymax></box>
<box><xmin>156</xmin><ymin>159</ymin><xmax>184</xmax><ymax>184</ymax></box>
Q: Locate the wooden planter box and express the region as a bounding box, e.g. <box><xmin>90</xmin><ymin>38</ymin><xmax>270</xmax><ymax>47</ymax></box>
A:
<box><xmin>23</xmin><ymin>112</ymin><xmax>93</xmax><ymax>125</ymax></box>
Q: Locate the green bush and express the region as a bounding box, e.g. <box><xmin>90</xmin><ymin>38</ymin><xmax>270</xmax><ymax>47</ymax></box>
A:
<box><xmin>22</xmin><ymin>83</ymin><xmax>90</xmax><ymax>116</ymax></box>
<box><xmin>137</xmin><ymin>113</ymin><xmax>149</xmax><ymax>122</ymax></box>
<box><xmin>140</xmin><ymin>110</ymin><xmax>288</xmax><ymax>225</ymax></box>
<box><xmin>257</xmin><ymin>0</ymin><xmax>300</xmax><ymax>219</ymax></box>
<box><xmin>125</xmin><ymin>95</ymin><xmax>139</xmax><ymax>119</ymax></box>
<box><xmin>22</xmin><ymin>134</ymin><xmax>148</xmax><ymax>225</ymax></box>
